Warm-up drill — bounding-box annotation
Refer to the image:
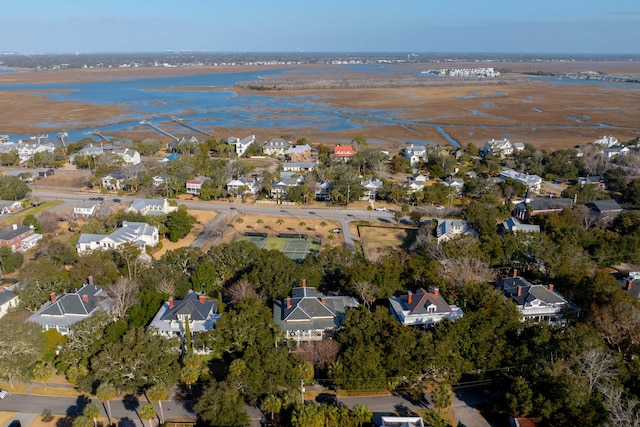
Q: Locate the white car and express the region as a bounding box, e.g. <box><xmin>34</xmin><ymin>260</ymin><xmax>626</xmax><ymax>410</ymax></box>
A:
<box><xmin>332</xmin><ymin>228</ymin><xmax>342</xmax><ymax>233</ymax></box>
<box><xmin>374</xmin><ymin>207</ymin><xmax>386</xmax><ymax>211</ymax></box>
<box><xmin>0</xmin><ymin>389</ymin><xmax>8</xmax><ymax>399</ymax></box>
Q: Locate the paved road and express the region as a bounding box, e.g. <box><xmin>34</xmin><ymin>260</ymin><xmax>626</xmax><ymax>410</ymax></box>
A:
<box><xmin>0</xmin><ymin>393</ymin><xmax>195</xmax><ymax>427</ymax></box>
<box><xmin>31</xmin><ymin>190</ymin><xmax>399</xmax><ymax>249</ymax></box>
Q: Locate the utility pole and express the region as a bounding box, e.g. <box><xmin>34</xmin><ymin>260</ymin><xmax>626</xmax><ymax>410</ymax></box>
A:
<box><xmin>300</xmin><ymin>379</ymin><xmax>305</xmax><ymax>405</ymax></box>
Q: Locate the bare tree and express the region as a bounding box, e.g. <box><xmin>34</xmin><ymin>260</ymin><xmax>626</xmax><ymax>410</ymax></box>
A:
<box><xmin>442</xmin><ymin>257</ymin><xmax>496</xmax><ymax>290</ymax></box>
<box><xmin>591</xmin><ymin>301</ymin><xmax>640</xmax><ymax>358</ymax></box>
<box><xmin>298</xmin><ymin>340</ymin><xmax>340</xmax><ymax>371</ymax></box>
<box><xmin>574</xmin><ymin>347</ymin><xmax>617</xmax><ymax>395</ymax></box>
<box><xmin>581</xmin><ymin>143</ymin><xmax>609</xmax><ymax>176</ymax></box>
<box><xmin>598</xmin><ymin>382</ymin><xmax>640</xmax><ymax>427</ymax></box>
<box><xmin>38</xmin><ymin>212</ymin><xmax>60</xmax><ymax>233</ymax></box>
<box><xmin>352</xmin><ymin>281</ymin><xmax>378</xmax><ymax>309</ymax></box>
<box><xmin>228</xmin><ymin>278</ymin><xmax>262</xmax><ymax>303</ymax></box>
<box><xmin>105</xmin><ymin>278</ymin><xmax>140</xmax><ymax>319</ymax></box>
<box><xmin>155</xmin><ymin>277</ymin><xmax>175</xmax><ymax>296</ymax></box>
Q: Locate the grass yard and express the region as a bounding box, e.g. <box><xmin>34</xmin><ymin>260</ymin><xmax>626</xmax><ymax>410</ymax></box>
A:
<box><xmin>356</xmin><ymin>223</ymin><xmax>417</xmax><ymax>262</ymax></box>
<box><xmin>0</xmin><ymin>200</ymin><xmax>64</xmax><ymax>228</ymax></box>
<box><xmin>237</xmin><ymin>235</ymin><xmax>321</xmax><ymax>261</ymax></box>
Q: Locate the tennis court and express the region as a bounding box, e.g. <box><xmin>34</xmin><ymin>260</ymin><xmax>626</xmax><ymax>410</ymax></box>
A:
<box><xmin>238</xmin><ymin>235</ymin><xmax>320</xmax><ymax>261</ymax></box>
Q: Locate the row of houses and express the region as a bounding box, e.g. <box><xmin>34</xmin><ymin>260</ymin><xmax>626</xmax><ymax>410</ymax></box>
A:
<box><xmin>22</xmin><ymin>273</ymin><xmax>580</xmax><ymax>349</ymax></box>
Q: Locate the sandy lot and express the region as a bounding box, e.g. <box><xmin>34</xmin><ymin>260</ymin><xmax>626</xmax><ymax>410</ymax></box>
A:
<box><xmin>0</xmin><ymin>62</ymin><xmax>638</xmax><ymax>152</ymax></box>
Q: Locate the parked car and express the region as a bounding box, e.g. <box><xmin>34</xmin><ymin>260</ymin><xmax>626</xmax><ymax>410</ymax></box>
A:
<box><xmin>316</xmin><ymin>393</ymin><xmax>338</xmax><ymax>406</ymax></box>
<box><xmin>0</xmin><ymin>389</ymin><xmax>8</xmax><ymax>399</ymax></box>
<box><xmin>332</xmin><ymin>228</ymin><xmax>341</xmax><ymax>233</ymax></box>
<box><xmin>113</xmin><ymin>198</ymin><xmax>121</xmax><ymax>203</ymax></box>
<box><xmin>8</xmin><ymin>420</ymin><xmax>20</xmax><ymax>427</ymax></box>
<box><xmin>374</xmin><ymin>207</ymin><xmax>386</xmax><ymax>211</ymax></box>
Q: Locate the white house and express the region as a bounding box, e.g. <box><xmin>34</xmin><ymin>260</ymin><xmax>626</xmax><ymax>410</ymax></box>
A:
<box><xmin>482</xmin><ymin>138</ymin><xmax>513</xmax><ymax>157</ymax></box>
<box><xmin>127</xmin><ymin>198</ymin><xmax>177</xmax><ymax>216</ymax></box>
<box><xmin>495</xmin><ymin>275</ymin><xmax>579</xmax><ymax>325</ymax></box>
<box><xmin>403</xmin><ymin>144</ymin><xmax>427</xmax><ymax>166</ymax></box>
<box><xmin>226</xmin><ymin>176</ymin><xmax>260</xmax><ymax>196</ymax></box>
<box><xmin>101</xmin><ymin>171</ymin><xmax>126</xmax><ymax>190</ymax></box>
<box><xmin>389</xmin><ymin>288</ymin><xmax>464</xmax><ymax>328</ymax></box>
<box><xmin>186</xmin><ymin>176</ymin><xmax>210</xmax><ymax>195</ymax></box>
<box><xmin>149</xmin><ymin>291</ymin><xmax>221</xmax><ymax>351</ymax></box>
<box><xmin>360</xmin><ymin>179</ymin><xmax>383</xmax><ymax>201</ymax></box>
<box><xmin>73</xmin><ymin>202</ymin><xmax>102</xmax><ymax>220</ymax></box>
<box><xmin>230</xmin><ymin>135</ymin><xmax>256</xmax><ymax>156</ymax></box>
<box><xmin>594</xmin><ymin>135</ymin><xmax>619</xmax><ymax>148</ymax></box>
<box><xmin>499</xmin><ymin>168</ymin><xmax>543</xmax><ymax>193</ymax></box>
<box><xmin>603</xmin><ymin>145</ymin><xmax>631</xmax><ymax>159</ymax></box>
<box><xmin>112</xmin><ymin>148</ymin><xmax>141</xmax><ymax>165</ymax></box>
<box><xmin>262</xmin><ymin>138</ymin><xmax>292</xmax><ymax>156</ymax></box>
<box><xmin>76</xmin><ymin>221</ymin><xmax>159</xmax><ymax>254</ymax></box>
<box><xmin>0</xmin><ymin>286</ymin><xmax>19</xmax><ymax>319</ymax></box>
<box><xmin>436</xmin><ymin>219</ymin><xmax>478</xmax><ymax>243</ymax></box>
<box><xmin>315</xmin><ymin>180</ymin><xmax>331</xmax><ymax>201</ymax></box>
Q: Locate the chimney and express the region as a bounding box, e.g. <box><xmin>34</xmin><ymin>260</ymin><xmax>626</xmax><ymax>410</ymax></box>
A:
<box><xmin>627</xmin><ymin>280</ymin><xmax>633</xmax><ymax>291</ymax></box>
<box><xmin>168</xmin><ymin>296</ymin><xmax>174</xmax><ymax>309</ymax></box>
<box><xmin>12</xmin><ymin>223</ymin><xmax>17</xmax><ymax>230</ymax></box>
<box><xmin>199</xmin><ymin>294</ymin><xmax>206</xmax><ymax>303</ymax></box>
<box><xmin>513</xmin><ymin>269</ymin><xmax>518</xmax><ymax>278</ymax></box>
<box><xmin>88</xmin><ymin>276</ymin><xmax>94</xmax><ymax>285</ymax></box>
<box><xmin>321</xmin><ymin>297</ymin><xmax>327</xmax><ymax>304</ymax></box>
<box><xmin>548</xmin><ymin>284</ymin><xmax>554</xmax><ymax>292</ymax></box>
<box><xmin>0</xmin><ymin>287</ymin><xmax>4</xmax><ymax>293</ymax></box>
<box><xmin>82</xmin><ymin>294</ymin><xmax>89</xmax><ymax>303</ymax></box>
<box><xmin>301</xmin><ymin>279</ymin><xmax>307</xmax><ymax>288</ymax></box>
<box><xmin>50</xmin><ymin>292</ymin><xmax>56</xmax><ymax>303</ymax></box>
<box><xmin>434</xmin><ymin>288</ymin><xmax>439</xmax><ymax>297</ymax></box>
<box><xmin>517</xmin><ymin>286</ymin><xmax>522</xmax><ymax>297</ymax></box>
<box><xmin>286</xmin><ymin>296</ymin><xmax>291</xmax><ymax>309</ymax></box>
<box><xmin>407</xmin><ymin>291</ymin><xmax>413</xmax><ymax>305</ymax></box>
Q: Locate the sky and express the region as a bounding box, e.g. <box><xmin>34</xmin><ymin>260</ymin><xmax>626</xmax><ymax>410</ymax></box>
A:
<box><xmin>3</xmin><ymin>0</ymin><xmax>640</xmax><ymax>54</ymax></box>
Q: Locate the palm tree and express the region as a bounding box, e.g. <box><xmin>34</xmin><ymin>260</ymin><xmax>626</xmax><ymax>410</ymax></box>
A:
<box><xmin>276</xmin><ymin>218</ymin><xmax>284</xmax><ymax>232</ymax></box>
<box><xmin>96</xmin><ymin>382</ymin><xmax>116</xmax><ymax>423</ymax></box>
<box><xmin>261</xmin><ymin>394</ymin><xmax>282</xmax><ymax>423</ymax></box>
<box><xmin>256</xmin><ymin>218</ymin><xmax>264</xmax><ymax>230</ymax></box>
<box><xmin>432</xmin><ymin>383</ymin><xmax>453</xmax><ymax>412</ymax></box>
<box><xmin>71</xmin><ymin>416</ymin><xmax>93</xmax><ymax>427</ymax></box>
<box><xmin>83</xmin><ymin>402</ymin><xmax>101</xmax><ymax>427</ymax></box>
<box><xmin>351</xmin><ymin>405</ymin><xmax>373</xmax><ymax>427</ymax></box>
<box><xmin>32</xmin><ymin>362</ymin><xmax>52</xmax><ymax>390</ymax></box>
<box><xmin>147</xmin><ymin>383</ymin><xmax>169</xmax><ymax>424</ymax></box>
<box><xmin>139</xmin><ymin>403</ymin><xmax>157</xmax><ymax>427</ymax></box>
<box><xmin>298</xmin><ymin>221</ymin><xmax>306</xmax><ymax>237</ymax></box>
<box><xmin>319</xmin><ymin>221</ymin><xmax>327</xmax><ymax>231</ymax></box>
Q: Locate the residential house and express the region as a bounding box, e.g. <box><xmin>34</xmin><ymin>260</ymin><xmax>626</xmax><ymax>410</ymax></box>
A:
<box><xmin>227</xmin><ymin>176</ymin><xmax>260</xmax><ymax>196</ymax></box>
<box><xmin>73</xmin><ymin>201</ymin><xmax>102</xmax><ymax>220</ymax></box>
<box><xmin>186</xmin><ymin>176</ymin><xmax>210</xmax><ymax>195</ymax></box>
<box><xmin>101</xmin><ymin>170</ymin><xmax>126</xmax><ymax>191</ymax></box>
<box><xmin>405</xmin><ymin>173</ymin><xmax>428</xmax><ymax>193</ymax></box>
<box><xmin>332</xmin><ymin>145</ymin><xmax>355</xmax><ymax>161</ymax></box>
<box><xmin>577</xmin><ymin>175</ymin><xmax>606</xmax><ymax>190</ymax></box>
<box><xmin>389</xmin><ymin>288</ymin><xmax>464</xmax><ymax>328</ymax></box>
<box><xmin>441</xmin><ymin>178</ymin><xmax>464</xmax><ymax>194</ymax></box>
<box><xmin>262</xmin><ymin>138</ymin><xmax>292</xmax><ymax>156</ymax></box>
<box><xmin>495</xmin><ymin>274</ymin><xmax>579</xmax><ymax>324</ymax></box>
<box><xmin>620</xmin><ymin>272</ymin><xmax>640</xmax><ymax>300</ymax></box>
<box><xmin>271</xmin><ymin>175</ymin><xmax>304</xmax><ymax>199</ymax></box>
<box><xmin>283</xmin><ymin>161</ymin><xmax>317</xmax><ymax>172</ymax></box>
<box><xmin>513</xmin><ymin>196</ymin><xmax>573</xmax><ymax>221</ymax></box>
<box><xmin>360</xmin><ymin>178</ymin><xmax>383</xmax><ymax>201</ymax></box>
<box><xmin>501</xmin><ymin>217</ymin><xmax>541</xmax><ymax>234</ymax></box>
<box><xmin>286</xmin><ymin>144</ymin><xmax>312</xmax><ymax>162</ymax></box>
<box><xmin>16</xmin><ymin>141</ymin><xmax>56</xmax><ymax>164</ymax></box>
<box><xmin>3</xmin><ymin>170</ymin><xmax>29</xmax><ymax>181</ymax></box>
<box><xmin>112</xmin><ymin>148</ymin><xmax>141</xmax><ymax>165</ymax></box>
<box><xmin>273</xmin><ymin>281</ymin><xmax>359</xmax><ymax>344</ymax></box>
<box><xmin>482</xmin><ymin>138</ymin><xmax>514</xmax><ymax>157</ymax></box>
<box><xmin>604</xmin><ymin>145</ymin><xmax>631</xmax><ymax>159</ymax></box>
<box><xmin>435</xmin><ymin>219</ymin><xmax>478</xmax><ymax>243</ymax></box>
<box><xmin>585</xmin><ymin>199</ymin><xmax>623</xmax><ymax>219</ymax></box>
<box><xmin>315</xmin><ymin>180</ymin><xmax>331</xmax><ymax>201</ymax></box>
<box><xmin>153</xmin><ymin>174</ymin><xmax>171</xmax><ymax>187</ymax></box>
<box><xmin>0</xmin><ymin>224</ymin><xmax>41</xmax><ymax>252</ymax></box>
<box><xmin>403</xmin><ymin>144</ymin><xmax>427</xmax><ymax>166</ymax></box>
<box><xmin>127</xmin><ymin>198</ymin><xmax>177</xmax><ymax>216</ymax></box>
<box><xmin>0</xmin><ymin>200</ymin><xmax>23</xmax><ymax>215</ymax></box>
<box><xmin>231</xmin><ymin>135</ymin><xmax>256</xmax><ymax>157</ymax></box>
<box><xmin>594</xmin><ymin>135</ymin><xmax>619</xmax><ymax>148</ymax></box>
<box><xmin>76</xmin><ymin>221</ymin><xmax>159</xmax><ymax>254</ymax></box>
<box><xmin>499</xmin><ymin>169</ymin><xmax>543</xmax><ymax>193</ymax></box>
<box><xmin>149</xmin><ymin>291</ymin><xmax>221</xmax><ymax>351</ymax></box>
<box><xmin>0</xmin><ymin>286</ymin><xmax>19</xmax><ymax>319</ymax></box>
<box><xmin>27</xmin><ymin>278</ymin><xmax>114</xmax><ymax>335</ymax></box>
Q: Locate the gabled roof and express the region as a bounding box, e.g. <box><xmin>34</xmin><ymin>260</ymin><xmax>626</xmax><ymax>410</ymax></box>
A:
<box><xmin>585</xmin><ymin>199</ymin><xmax>622</xmax><ymax>213</ymax></box>
<box><xmin>160</xmin><ymin>292</ymin><xmax>218</xmax><ymax>322</ymax></box>
<box><xmin>517</xmin><ymin>197</ymin><xmax>573</xmax><ymax>212</ymax></box>
<box><xmin>0</xmin><ymin>224</ymin><xmax>33</xmax><ymax>242</ymax></box>
<box><xmin>496</xmin><ymin>277</ymin><xmax>568</xmax><ymax>306</ymax></box>
<box><xmin>398</xmin><ymin>288</ymin><xmax>453</xmax><ymax>315</ymax></box>
<box><xmin>502</xmin><ymin>217</ymin><xmax>540</xmax><ymax>233</ymax></box>
<box><xmin>287</xmin><ymin>144</ymin><xmax>312</xmax><ymax>155</ymax></box>
<box><xmin>333</xmin><ymin>145</ymin><xmax>355</xmax><ymax>156</ymax></box>
<box><xmin>273</xmin><ymin>286</ymin><xmax>358</xmax><ymax>332</ymax></box>
<box><xmin>0</xmin><ymin>287</ymin><xmax>18</xmax><ymax>306</ymax></box>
